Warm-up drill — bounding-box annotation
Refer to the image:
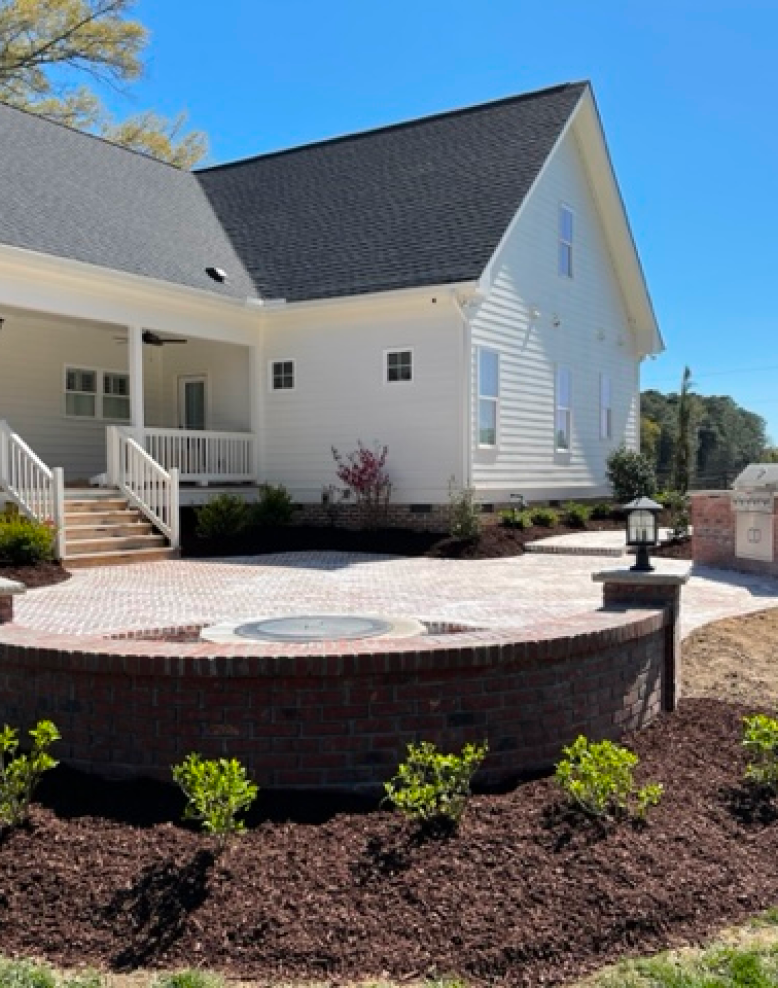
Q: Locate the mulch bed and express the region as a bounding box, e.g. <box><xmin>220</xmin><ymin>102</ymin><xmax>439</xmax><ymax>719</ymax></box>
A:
<box><xmin>3</xmin><ymin>699</ymin><xmax>777</xmax><ymax>986</ymax></box>
<box><xmin>181</xmin><ymin>510</ymin><xmax>627</xmax><ymax>561</ymax></box>
<box><xmin>0</xmin><ymin>562</ymin><xmax>70</xmax><ymax>589</ymax></box>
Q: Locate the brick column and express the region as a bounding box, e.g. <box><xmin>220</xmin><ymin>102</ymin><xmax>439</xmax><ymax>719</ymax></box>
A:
<box><xmin>592</xmin><ymin>567</ymin><xmax>691</xmax><ymax>712</ymax></box>
<box><xmin>0</xmin><ymin>578</ymin><xmax>25</xmax><ymax>625</ymax></box>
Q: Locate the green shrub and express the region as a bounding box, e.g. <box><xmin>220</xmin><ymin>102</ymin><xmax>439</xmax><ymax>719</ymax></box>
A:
<box><xmin>448</xmin><ymin>481</ymin><xmax>481</xmax><ymax>540</ymax></box>
<box><xmin>249</xmin><ymin>483</ymin><xmax>294</xmax><ymax>527</ymax></box>
<box><xmin>562</xmin><ymin>501</ymin><xmax>591</xmax><ymax>528</ymax></box>
<box><xmin>664</xmin><ymin>489</ymin><xmax>691</xmax><ymax>540</ymax></box>
<box><xmin>743</xmin><ymin>714</ymin><xmax>778</xmax><ymax>791</ymax></box>
<box><xmin>555</xmin><ymin>735</ymin><xmax>663</xmax><ymax>821</ymax></box>
<box><xmin>0</xmin><ymin>516</ymin><xmax>56</xmax><ymax>566</ymax></box>
<box><xmin>498</xmin><ymin>507</ymin><xmax>531</xmax><ymax>530</ymax></box>
<box><xmin>172</xmin><ymin>753</ymin><xmax>258</xmax><ymax>849</ymax></box>
<box><xmin>195</xmin><ymin>493</ymin><xmax>249</xmax><ymax>541</ymax></box>
<box><xmin>529</xmin><ymin>506</ymin><xmax>559</xmax><ymax>528</ymax></box>
<box><xmin>0</xmin><ymin>720</ymin><xmax>60</xmax><ymax>828</ymax></box>
<box><xmin>152</xmin><ymin>972</ymin><xmax>225</xmax><ymax>988</ymax></box>
<box><xmin>0</xmin><ymin>958</ymin><xmax>58</xmax><ymax>988</ymax></box>
<box><xmin>384</xmin><ymin>740</ymin><xmax>488</xmax><ymax>830</ymax></box>
<box><xmin>606</xmin><ymin>444</ymin><xmax>657</xmax><ymax>503</ymax></box>
<box><xmin>590</xmin><ymin>501</ymin><xmax>616</xmax><ymax>520</ymax></box>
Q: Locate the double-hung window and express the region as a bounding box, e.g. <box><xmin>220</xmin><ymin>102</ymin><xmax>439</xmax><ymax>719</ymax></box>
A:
<box><xmin>103</xmin><ymin>372</ymin><xmax>131</xmax><ymax>421</ymax></box>
<box><xmin>65</xmin><ymin>368</ymin><xmax>97</xmax><ymax>418</ymax></box>
<box><xmin>556</xmin><ymin>366</ymin><xmax>572</xmax><ymax>452</ymax></box>
<box><xmin>478</xmin><ymin>348</ymin><xmax>499</xmax><ymax>447</ymax></box>
<box><xmin>600</xmin><ymin>373</ymin><xmax>612</xmax><ymax>440</ymax></box>
<box><xmin>65</xmin><ymin>367</ymin><xmax>130</xmax><ymax>420</ymax></box>
<box><xmin>558</xmin><ymin>204</ymin><xmax>574</xmax><ymax>278</ymax></box>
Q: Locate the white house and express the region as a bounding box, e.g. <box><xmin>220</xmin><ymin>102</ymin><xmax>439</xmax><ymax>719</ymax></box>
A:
<box><xmin>0</xmin><ymin>81</ymin><xmax>662</xmax><ymax>564</ymax></box>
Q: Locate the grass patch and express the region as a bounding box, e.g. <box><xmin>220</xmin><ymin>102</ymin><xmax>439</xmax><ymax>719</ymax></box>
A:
<box><xmin>578</xmin><ymin>909</ymin><xmax>778</xmax><ymax>986</ymax></box>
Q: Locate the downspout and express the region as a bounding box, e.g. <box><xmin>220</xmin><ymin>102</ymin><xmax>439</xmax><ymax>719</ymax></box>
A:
<box><xmin>451</xmin><ymin>291</ymin><xmax>473</xmax><ymax>489</ymax></box>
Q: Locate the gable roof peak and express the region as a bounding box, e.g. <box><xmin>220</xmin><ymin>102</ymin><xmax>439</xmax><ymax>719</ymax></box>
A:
<box><xmin>197</xmin><ymin>80</ymin><xmax>589</xmax><ymax>174</ymax></box>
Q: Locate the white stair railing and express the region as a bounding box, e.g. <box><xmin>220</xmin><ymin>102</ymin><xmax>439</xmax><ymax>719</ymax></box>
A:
<box><xmin>107</xmin><ymin>426</ymin><xmax>180</xmax><ymax>549</ymax></box>
<box><xmin>0</xmin><ymin>420</ymin><xmax>66</xmax><ymax>559</ymax></box>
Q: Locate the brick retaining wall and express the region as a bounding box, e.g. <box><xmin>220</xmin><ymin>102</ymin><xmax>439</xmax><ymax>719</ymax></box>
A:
<box><xmin>0</xmin><ymin>607</ymin><xmax>668</xmax><ymax>790</ymax></box>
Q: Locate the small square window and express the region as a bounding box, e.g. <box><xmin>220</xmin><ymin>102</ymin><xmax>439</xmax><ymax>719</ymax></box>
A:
<box><xmin>271</xmin><ymin>360</ymin><xmax>295</xmax><ymax>391</ymax></box>
<box><xmin>386</xmin><ymin>349</ymin><xmax>413</xmax><ymax>383</ymax></box>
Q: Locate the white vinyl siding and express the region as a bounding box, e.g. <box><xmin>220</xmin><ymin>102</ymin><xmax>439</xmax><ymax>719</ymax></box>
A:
<box><xmin>600</xmin><ymin>373</ymin><xmax>612</xmax><ymax>439</ymax></box>
<box><xmin>478</xmin><ymin>349</ymin><xmax>499</xmax><ymax>447</ymax></box>
<box><xmin>558</xmin><ymin>204</ymin><xmax>574</xmax><ymax>278</ymax></box>
<box><xmin>555</xmin><ymin>366</ymin><xmax>572</xmax><ymax>452</ymax></box>
<box><xmin>261</xmin><ymin>303</ymin><xmax>461</xmax><ymax>503</ymax></box>
<box><xmin>470</xmin><ymin>124</ymin><xmax>640</xmax><ymax>501</ymax></box>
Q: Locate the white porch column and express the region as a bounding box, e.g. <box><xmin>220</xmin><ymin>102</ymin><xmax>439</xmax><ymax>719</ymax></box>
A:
<box><xmin>127</xmin><ymin>324</ymin><xmax>145</xmax><ymax>440</ymax></box>
<box><xmin>249</xmin><ymin>342</ymin><xmax>262</xmax><ymax>482</ymax></box>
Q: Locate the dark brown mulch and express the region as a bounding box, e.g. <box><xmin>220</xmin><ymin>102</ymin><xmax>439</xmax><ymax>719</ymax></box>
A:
<box><xmin>4</xmin><ymin>699</ymin><xmax>778</xmax><ymax>986</ymax></box>
<box><xmin>181</xmin><ymin>507</ymin><xmax>626</xmax><ymax>561</ymax></box>
<box><xmin>0</xmin><ymin>561</ymin><xmax>70</xmax><ymax>589</ymax></box>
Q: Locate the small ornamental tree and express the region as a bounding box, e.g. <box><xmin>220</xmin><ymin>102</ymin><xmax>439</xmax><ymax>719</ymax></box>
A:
<box><xmin>331</xmin><ymin>441</ymin><xmax>392</xmax><ymax>528</ymax></box>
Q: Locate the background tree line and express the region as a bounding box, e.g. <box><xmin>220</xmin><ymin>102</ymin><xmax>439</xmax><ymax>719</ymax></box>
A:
<box><xmin>641</xmin><ymin>373</ymin><xmax>777</xmax><ymax>490</ymax></box>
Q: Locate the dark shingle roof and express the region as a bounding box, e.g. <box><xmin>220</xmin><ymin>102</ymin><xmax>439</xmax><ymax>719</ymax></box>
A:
<box><xmin>0</xmin><ymin>102</ymin><xmax>256</xmax><ymax>300</ymax></box>
<box><xmin>196</xmin><ymin>82</ymin><xmax>587</xmax><ymax>302</ymax></box>
<box><xmin>0</xmin><ymin>83</ymin><xmax>586</xmax><ymax>304</ymax></box>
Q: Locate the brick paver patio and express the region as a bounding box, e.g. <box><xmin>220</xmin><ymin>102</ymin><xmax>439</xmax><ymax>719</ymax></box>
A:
<box><xmin>9</xmin><ymin>550</ymin><xmax>778</xmax><ymax>640</ymax></box>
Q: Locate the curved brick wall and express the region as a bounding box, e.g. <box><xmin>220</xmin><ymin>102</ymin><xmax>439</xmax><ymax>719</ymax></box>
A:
<box><xmin>0</xmin><ymin>607</ymin><xmax>668</xmax><ymax>790</ymax></box>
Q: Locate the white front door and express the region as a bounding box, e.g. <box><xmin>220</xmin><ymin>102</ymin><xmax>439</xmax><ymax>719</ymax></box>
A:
<box><xmin>178</xmin><ymin>376</ymin><xmax>207</xmax><ymax>430</ymax></box>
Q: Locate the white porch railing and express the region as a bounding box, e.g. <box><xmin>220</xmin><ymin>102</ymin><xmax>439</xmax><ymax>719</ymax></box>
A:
<box><xmin>0</xmin><ymin>420</ymin><xmax>66</xmax><ymax>558</ymax></box>
<box><xmin>107</xmin><ymin>426</ymin><xmax>180</xmax><ymax>549</ymax></box>
<box><xmin>142</xmin><ymin>428</ymin><xmax>254</xmax><ymax>483</ymax></box>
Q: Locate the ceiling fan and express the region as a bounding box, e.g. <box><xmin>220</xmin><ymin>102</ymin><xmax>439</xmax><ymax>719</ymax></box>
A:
<box><xmin>114</xmin><ymin>330</ymin><xmax>188</xmax><ymax>347</ymax></box>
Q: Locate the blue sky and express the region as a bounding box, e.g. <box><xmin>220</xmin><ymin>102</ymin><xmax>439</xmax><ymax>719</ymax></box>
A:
<box><xmin>114</xmin><ymin>1</ymin><xmax>775</xmax><ymax>439</ymax></box>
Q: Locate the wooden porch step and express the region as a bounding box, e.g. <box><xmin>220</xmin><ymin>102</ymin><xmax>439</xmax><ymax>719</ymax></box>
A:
<box><xmin>64</xmin><ymin>499</ymin><xmax>132</xmax><ymax>513</ymax></box>
<box><xmin>65</xmin><ymin>510</ymin><xmax>145</xmax><ymax>526</ymax></box>
<box><xmin>65</xmin><ymin>533</ymin><xmax>167</xmax><ymax>556</ymax></box>
<box><xmin>64</xmin><ymin>547</ymin><xmax>179</xmax><ymax>569</ymax></box>
<box><xmin>66</xmin><ymin>522</ymin><xmax>154</xmax><ymax>539</ymax></box>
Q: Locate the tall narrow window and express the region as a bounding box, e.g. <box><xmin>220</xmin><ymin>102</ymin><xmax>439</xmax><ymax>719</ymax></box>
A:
<box><xmin>386</xmin><ymin>349</ymin><xmax>413</xmax><ymax>383</ymax></box>
<box><xmin>478</xmin><ymin>349</ymin><xmax>499</xmax><ymax>447</ymax></box>
<box><xmin>103</xmin><ymin>372</ymin><xmax>131</xmax><ymax>421</ymax></box>
<box><xmin>600</xmin><ymin>373</ymin><xmax>612</xmax><ymax>440</ymax></box>
<box><xmin>556</xmin><ymin>366</ymin><xmax>572</xmax><ymax>451</ymax></box>
<box><xmin>271</xmin><ymin>360</ymin><xmax>295</xmax><ymax>391</ymax></box>
<box><xmin>558</xmin><ymin>204</ymin><xmax>574</xmax><ymax>278</ymax></box>
<box><xmin>65</xmin><ymin>368</ymin><xmax>97</xmax><ymax>418</ymax></box>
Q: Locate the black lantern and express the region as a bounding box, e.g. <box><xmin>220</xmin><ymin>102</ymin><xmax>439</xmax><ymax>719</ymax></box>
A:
<box><xmin>623</xmin><ymin>496</ymin><xmax>662</xmax><ymax>572</ymax></box>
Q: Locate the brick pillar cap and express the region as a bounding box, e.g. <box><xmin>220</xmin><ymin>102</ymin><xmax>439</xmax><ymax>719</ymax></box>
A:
<box><xmin>592</xmin><ymin>565</ymin><xmax>691</xmax><ymax>587</ymax></box>
<box><xmin>0</xmin><ymin>578</ymin><xmax>25</xmax><ymax>596</ymax></box>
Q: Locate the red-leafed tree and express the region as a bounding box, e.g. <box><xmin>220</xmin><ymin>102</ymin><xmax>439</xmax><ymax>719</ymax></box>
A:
<box><xmin>331</xmin><ymin>441</ymin><xmax>392</xmax><ymax>529</ymax></box>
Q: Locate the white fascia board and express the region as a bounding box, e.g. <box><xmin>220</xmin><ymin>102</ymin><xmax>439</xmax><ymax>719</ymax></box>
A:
<box><xmin>268</xmin><ymin>280</ymin><xmax>478</xmax><ymax>320</ymax></box>
<box><xmin>477</xmin><ymin>84</ymin><xmax>663</xmax><ymax>358</ymax></box>
<box><xmin>0</xmin><ymin>242</ymin><xmax>261</xmax><ymax>344</ymax></box>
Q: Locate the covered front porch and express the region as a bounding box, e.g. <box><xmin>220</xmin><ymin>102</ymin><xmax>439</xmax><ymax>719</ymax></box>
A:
<box><xmin>0</xmin><ymin>305</ymin><xmax>259</xmax><ymax>487</ymax></box>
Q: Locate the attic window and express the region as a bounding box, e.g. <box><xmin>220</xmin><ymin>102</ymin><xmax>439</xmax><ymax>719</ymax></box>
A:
<box><xmin>558</xmin><ymin>205</ymin><xmax>574</xmax><ymax>278</ymax></box>
<box><xmin>205</xmin><ymin>266</ymin><xmax>228</xmax><ymax>283</ymax></box>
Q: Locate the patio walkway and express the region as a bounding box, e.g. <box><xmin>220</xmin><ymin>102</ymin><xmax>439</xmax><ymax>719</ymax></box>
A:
<box><xmin>9</xmin><ymin>551</ymin><xmax>778</xmax><ymax>640</ymax></box>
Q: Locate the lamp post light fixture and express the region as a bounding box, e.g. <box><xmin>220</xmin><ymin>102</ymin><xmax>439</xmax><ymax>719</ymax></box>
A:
<box><xmin>623</xmin><ymin>496</ymin><xmax>663</xmax><ymax>572</ymax></box>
